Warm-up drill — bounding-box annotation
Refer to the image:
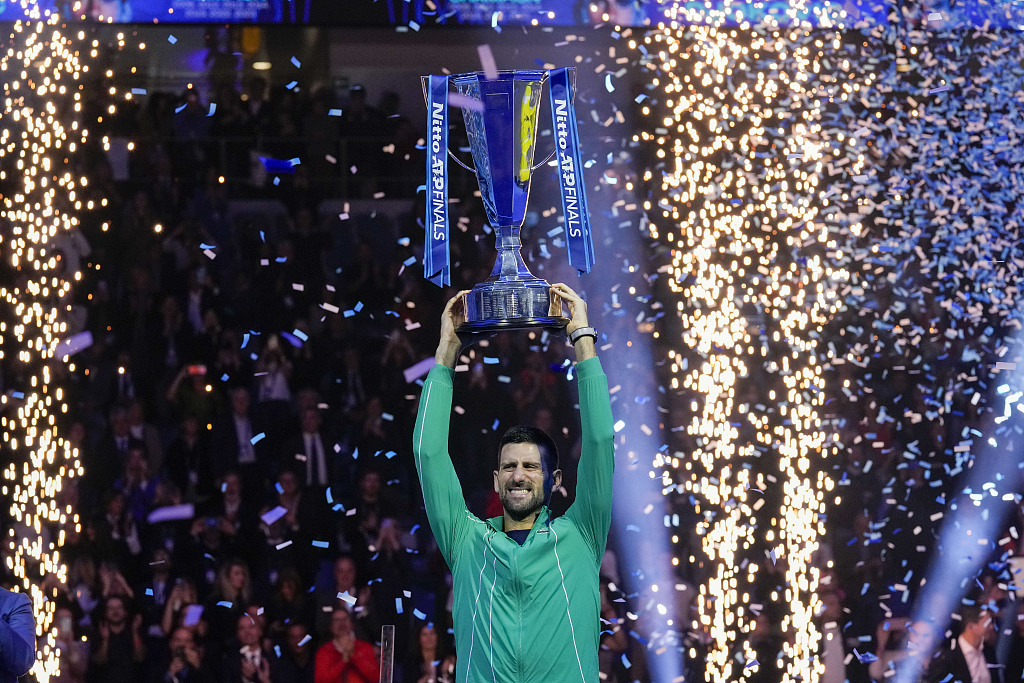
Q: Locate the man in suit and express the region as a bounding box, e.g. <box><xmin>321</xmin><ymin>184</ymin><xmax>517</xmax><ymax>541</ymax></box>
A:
<box><xmin>929</xmin><ymin>604</ymin><xmax>1000</xmax><ymax>683</ymax></box>
<box><xmin>93</xmin><ymin>405</ymin><xmax>145</xmax><ymax>495</ymax></box>
<box><xmin>211</xmin><ymin>388</ymin><xmax>267</xmax><ymax>495</ymax></box>
<box><xmin>0</xmin><ymin>585</ymin><xmax>35</xmax><ymax>682</ymax></box>
<box><xmin>222</xmin><ymin>613</ymin><xmax>278</xmax><ymax>683</ymax></box>
<box><xmin>285</xmin><ymin>406</ymin><xmax>333</xmax><ymax>490</ymax></box>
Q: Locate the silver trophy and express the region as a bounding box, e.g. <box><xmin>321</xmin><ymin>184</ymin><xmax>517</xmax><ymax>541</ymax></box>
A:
<box><xmin>423</xmin><ymin>69</ymin><xmax>572</xmax><ymax>332</ymax></box>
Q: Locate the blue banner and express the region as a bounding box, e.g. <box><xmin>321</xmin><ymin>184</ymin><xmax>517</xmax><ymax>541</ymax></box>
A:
<box><xmin>548</xmin><ymin>67</ymin><xmax>594</xmax><ymax>275</ymax></box>
<box><xmin>425</xmin><ymin>74</ymin><xmax>450</xmax><ymax>287</ymax></box>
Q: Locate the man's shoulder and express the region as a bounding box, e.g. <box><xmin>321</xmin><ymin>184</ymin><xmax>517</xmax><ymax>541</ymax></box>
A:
<box><xmin>0</xmin><ymin>587</ymin><xmax>30</xmax><ymax>610</ymax></box>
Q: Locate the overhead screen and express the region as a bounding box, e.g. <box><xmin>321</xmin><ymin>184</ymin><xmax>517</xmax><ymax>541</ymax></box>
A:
<box><xmin>0</xmin><ymin>0</ymin><xmax>892</xmax><ymax>27</ymax></box>
<box><xmin>0</xmin><ymin>1</ymin><xmax>1017</xmax><ymax>30</ymax></box>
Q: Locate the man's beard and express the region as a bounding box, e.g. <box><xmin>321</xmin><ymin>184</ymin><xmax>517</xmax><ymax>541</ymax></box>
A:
<box><xmin>500</xmin><ymin>483</ymin><xmax>547</xmax><ymax>522</ymax></box>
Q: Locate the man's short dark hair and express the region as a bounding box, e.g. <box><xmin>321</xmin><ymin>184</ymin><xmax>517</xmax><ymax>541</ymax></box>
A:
<box><xmin>959</xmin><ymin>603</ymin><xmax>989</xmax><ymax>627</ymax></box>
<box><xmin>498</xmin><ymin>425</ymin><xmax>559</xmax><ymax>474</ymax></box>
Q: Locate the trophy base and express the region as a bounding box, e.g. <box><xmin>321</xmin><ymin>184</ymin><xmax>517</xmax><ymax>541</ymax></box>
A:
<box><xmin>458</xmin><ymin>316</ymin><xmax>570</xmax><ymax>334</ymax></box>
<box><xmin>458</xmin><ymin>278</ymin><xmax>569</xmax><ymax>334</ymax></box>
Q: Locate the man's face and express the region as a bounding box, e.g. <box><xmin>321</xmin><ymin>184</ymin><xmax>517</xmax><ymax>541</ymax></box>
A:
<box><xmin>330</xmin><ymin>610</ymin><xmax>353</xmax><ymax>639</ymax></box>
<box><xmin>493</xmin><ymin>443</ymin><xmax>558</xmax><ymax>522</ymax></box>
<box><xmin>286</xmin><ymin>625</ymin><xmax>308</xmax><ymax>655</ymax></box>
<box><xmin>966</xmin><ymin>612</ymin><xmax>995</xmax><ymax>644</ymax></box>
<box><xmin>169</xmin><ymin>628</ymin><xmax>193</xmax><ymax>653</ymax></box>
<box><xmin>359</xmin><ymin>472</ymin><xmax>381</xmax><ymax>502</ymax></box>
<box><xmin>223</xmin><ymin>473</ymin><xmax>241</xmax><ymax>498</ymax></box>
<box><xmin>237</xmin><ymin>615</ymin><xmax>260</xmax><ymax>647</ymax></box>
<box><xmin>278</xmin><ymin>471</ymin><xmax>298</xmax><ymax>496</ymax></box>
<box><xmin>907</xmin><ymin>621</ymin><xmax>935</xmax><ymax>654</ymax></box>
<box><xmin>334</xmin><ymin>558</ymin><xmax>356</xmax><ymax>589</ymax></box>
<box><xmin>111</xmin><ymin>413</ymin><xmax>129</xmax><ymax>437</ymax></box>
<box><xmin>105</xmin><ymin>597</ymin><xmax>127</xmax><ymax>626</ymax></box>
<box><xmin>301</xmin><ymin>409</ymin><xmax>320</xmax><ymax>434</ymax></box>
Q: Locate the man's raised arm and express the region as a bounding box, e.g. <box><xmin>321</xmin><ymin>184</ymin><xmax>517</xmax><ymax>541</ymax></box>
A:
<box><xmin>551</xmin><ymin>283</ymin><xmax>615</xmax><ymax>557</ymax></box>
<box><xmin>412</xmin><ymin>291</ymin><xmax>473</xmax><ymax>563</ymax></box>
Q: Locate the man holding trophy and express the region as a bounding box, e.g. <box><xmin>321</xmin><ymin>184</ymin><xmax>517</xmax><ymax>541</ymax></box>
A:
<box><xmin>413</xmin><ymin>284</ymin><xmax>614</xmax><ymax>683</ymax></box>
<box><xmin>414</xmin><ymin>67</ymin><xmax>614</xmax><ymax>682</ymax></box>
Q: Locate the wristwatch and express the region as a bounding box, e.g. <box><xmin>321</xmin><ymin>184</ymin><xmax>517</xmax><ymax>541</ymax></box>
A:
<box><xmin>568</xmin><ymin>326</ymin><xmax>597</xmax><ymax>345</ymax></box>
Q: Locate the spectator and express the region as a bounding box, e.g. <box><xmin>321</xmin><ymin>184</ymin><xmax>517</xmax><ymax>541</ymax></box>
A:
<box><xmin>401</xmin><ymin>623</ymin><xmax>454</xmax><ymax>683</ymax></box>
<box><xmin>203</xmin><ymin>559</ymin><xmax>253</xmax><ymax>648</ymax></box>
<box><xmin>868</xmin><ymin>618</ymin><xmax>938</xmax><ymax>683</ymax></box>
<box><xmin>93</xmin><ymin>405</ymin><xmax>144</xmax><ymax>494</ymax></box>
<box><xmin>116</xmin><ymin>445</ymin><xmax>161</xmax><ymax>525</ymax></box>
<box><xmin>313</xmin><ymin>609</ymin><xmax>378</xmax><ymax>683</ymax></box>
<box><xmin>160</xmin><ymin>578</ymin><xmax>201</xmax><ymax>638</ymax></box>
<box><xmin>927</xmin><ymin>605</ymin><xmax>1000</xmax><ymax>683</ymax></box>
<box><xmin>210</xmin><ymin>390</ymin><xmax>267</xmax><ymax>498</ymax></box>
<box><xmin>89</xmin><ymin>594</ymin><xmax>146</xmax><ymax>683</ymax></box>
<box><xmin>286</xmin><ymin>406</ymin><xmax>333</xmax><ymax>490</ymax></box>
<box><xmin>147</xmin><ymin>626</ymin><xmax>215</xmax><ymax>683</ymax></box>
<box><xmin>127</xmin><ymin>398</ymin><xmax>164</xmax><ymax>475</ymax></box>
<box><xmin>276</xmin><ymin>622</ymin><xmax>317</xmax><ymax>683</ymax></box>
<box><xmin>164</xmin><ymin>414</ymin><xmax>214</xmax><ymax>504</ymax></box>
<box><xmin>165</xmin><ymin>362</ymin><xmax>222</xmax><ymax>428</ymax></box>
<box><xmin>222</xmin><ymin>613</ymin><xmax>276</xmax><ymax>683</ymax></box>
<box><xmin>1004</xmin><ymin>600</ymin><xmax>1024</xmax><ymax>683</ymax></box>
<box><xmin>313</xmin><ymin>556</ymin><xmax>372</xmax><ymax>642</ymax></box>
<box><xmin>265</xmin><ymin>567</ymin><xmax>313</xmax><ymax>640</ymax></box>
<box><xmin>94</xmin><ymin>493</ymin><xmax>144</xmax><ymax>581</ymax></box>
<box><xmin>136</xmin><ymin>547</ymin><xmax>175</xmax><ymax>640</ymax></box>
<box><xmin>54</xmin><ymin>604</ymin><xmax>90</xmax><ymax>683</ymax></box>
<box><xmin>69</xmin><ymin>556</ymin><xmax>102</xmax><ymax>627</ymax></box>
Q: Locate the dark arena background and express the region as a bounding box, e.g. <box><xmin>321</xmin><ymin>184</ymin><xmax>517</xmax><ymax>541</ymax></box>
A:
<box><xmin>3</xmin><ymin>0</ymin><xmax>1024</xmax><ymax>681</ymax></box>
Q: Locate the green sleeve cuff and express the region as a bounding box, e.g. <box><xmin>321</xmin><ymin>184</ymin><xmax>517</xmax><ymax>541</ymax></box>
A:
<box><xmin>575</xmin><ymin>356</ymin><xmax>604</xmax><ymax>381</ymax></box>
<box><xmin>427</xmin><ymin>363</ymin><xmax>455</xmax><ymax>385</ymax></box>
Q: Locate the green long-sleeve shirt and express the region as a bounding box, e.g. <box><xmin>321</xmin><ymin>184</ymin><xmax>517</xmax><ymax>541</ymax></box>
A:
<box><xmin>413</xmin><ymin>357</ymin><xmax>615</xmax><ymax>683</ymax></box>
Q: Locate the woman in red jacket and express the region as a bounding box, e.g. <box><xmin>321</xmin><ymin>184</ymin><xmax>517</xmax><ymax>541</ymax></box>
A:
<box><xmin>314</xmin><ymin>609</ymin><xmax>379</xmax><ymax>683</ymax></box>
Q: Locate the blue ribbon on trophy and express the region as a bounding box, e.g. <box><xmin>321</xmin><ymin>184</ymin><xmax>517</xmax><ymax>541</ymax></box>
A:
<box><xmin>425</xmin><ymin>74</ymin><xmax>450</xmax><ymax>287</ymax></box>
<box><xmin>421</xmin><ymin>67</ymin><xmax>593</xmax><ymax>332</ymax></box>
<box><xmin>548</xmin><ymin>67</ymin><xmax>595</xmax><ymax>275</ymax></box>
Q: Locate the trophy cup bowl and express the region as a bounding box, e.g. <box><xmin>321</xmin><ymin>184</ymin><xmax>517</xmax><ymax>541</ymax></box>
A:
<box><xmin>425</xmin><ymin>69</ymin><xmax>571</xmax><ymax>333</ymax></box>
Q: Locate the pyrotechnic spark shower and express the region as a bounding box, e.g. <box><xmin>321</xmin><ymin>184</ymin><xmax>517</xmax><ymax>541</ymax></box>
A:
<box><xmin>635</xmin><ymin>3</ymin><xmax>862</xmax><ymax>680</ymax></box>
<box><xmin>0</xmin><ymin>4</ymin><xmax>91</xmax><ymax>679</ymax></box>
